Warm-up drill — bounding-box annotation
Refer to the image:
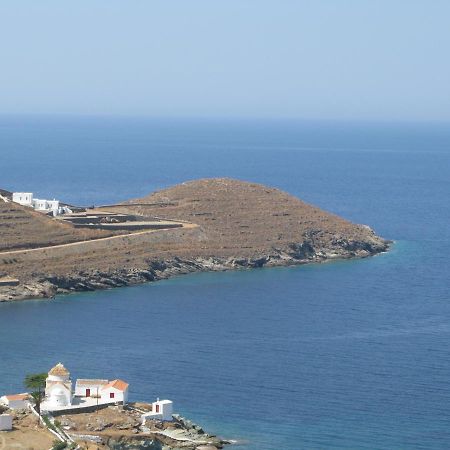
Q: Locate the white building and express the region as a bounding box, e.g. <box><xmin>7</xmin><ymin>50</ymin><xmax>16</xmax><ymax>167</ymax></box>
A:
<box><xmin>74</xmin><ymin>378</ymin><xmax>128</xmax><ymax>403</ymax></box>
<box><xmin>12</xmin><ymin>192</ymin><xmax>33</xmax><ymax>206</ymax></box>
<box><xmin>40</xmin><ymin>363</ymin><xmax>129</xmax><ymax>413</ymax></box>
<box><xmin>33</xmin><ymin>198</ymin><xmax>60</xmax><ymax>214</ymax></box>
<box><xmin>75</xmin><ymin>379</ymin><xmax>109</xmax><ymax>398</ymax></box>
<box><xmin>100</xmin><ymin>379</ymin><xmax>129</xmax><ymax>404</ymax></box>
<box><xmin>0</xmin><ymin>393</ymin><xmax>29</xmax><ymax>410</ymax></box>
<box><xmin>12</xmin><ymin>192</ymin><xmax>62</xmax><ymax>216</ymax></box>
<box><xmin>47</xmin><ymin>199</ymin><xmax>60</xmax><ymax>212</ymax></box>
<box><xmin>44</xmin><ymin>363</ymin><xmax>72</xmax><ymax>408</ymax></box>
<box><xmin>0</xmin><ymin>414</ymin><xmax>12</xmax><ymax>431</ymax></box>
<box><xmin>142</xmin><ymin>399</ymin><xmax>174</xmax><ymax>422</ymax></box>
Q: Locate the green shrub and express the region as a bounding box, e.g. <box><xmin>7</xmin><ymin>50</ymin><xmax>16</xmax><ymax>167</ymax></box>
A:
<box><xmin>51</xmin><ymin>440</ymin><xmax>67</xmax><ymax>450</ymax></box>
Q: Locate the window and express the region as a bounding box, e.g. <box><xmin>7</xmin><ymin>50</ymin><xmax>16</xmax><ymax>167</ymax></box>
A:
<box><xmin>110</xmin><ymin>392</ymin><xmax>115</xmax><ymax>399</ymax></box>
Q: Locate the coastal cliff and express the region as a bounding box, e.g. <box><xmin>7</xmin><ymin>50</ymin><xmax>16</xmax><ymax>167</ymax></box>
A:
<box><xmin>0</xmin><ymin>178</ymin><xmax>390</xmax><ymax>301</ymax></box>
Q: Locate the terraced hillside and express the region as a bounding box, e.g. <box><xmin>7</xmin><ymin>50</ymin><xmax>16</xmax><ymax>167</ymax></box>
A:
<box><xmin>120</xmin><ymin>178</ymin><xmax>388</xmax><ymax>260</ymax></box>
<box><xmin>0</xmin><ymin>200</ymin><xmax>110</xmax><ymax>251</ymax></box>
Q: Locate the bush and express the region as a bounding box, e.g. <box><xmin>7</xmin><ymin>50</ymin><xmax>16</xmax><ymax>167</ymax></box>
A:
<box><xmin>52</xmin><ymin>440</ymin><xmax>67</xmax><ymax>450</ymax></box>
<box><xmin>43</xmin><ymin>415</ymin><xmax>55</xmax><ymax>431</ymax></box>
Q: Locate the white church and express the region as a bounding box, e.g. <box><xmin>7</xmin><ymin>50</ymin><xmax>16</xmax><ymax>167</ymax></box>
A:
<box><xmin>41</xmin><ymin>363</ymin><xmax>129</xmax><ymax>412</ymax></box>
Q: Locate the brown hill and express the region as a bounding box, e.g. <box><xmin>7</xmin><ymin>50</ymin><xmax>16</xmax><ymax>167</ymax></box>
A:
<box><xmin>0</xmin><ymin>178</ymin><xmax>389</xmax><ymax>301</ymax></box>
<box><xmin>122</xmin><ymin>178</ymin><xmax>388</xmax><ymax>260</ymax></box>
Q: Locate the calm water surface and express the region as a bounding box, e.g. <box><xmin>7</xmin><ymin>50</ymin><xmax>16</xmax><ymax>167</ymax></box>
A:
<box><xmin>0</xmin><ymin>117</ymin><xmax>449</xmax><ymax>449</ymax></box>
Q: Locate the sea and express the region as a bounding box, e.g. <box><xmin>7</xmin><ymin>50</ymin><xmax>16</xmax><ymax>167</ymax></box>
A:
<box><xmin>0</xmin><ymin>116</ymin><xmax>449</xmax><ymax>449</ymax></box>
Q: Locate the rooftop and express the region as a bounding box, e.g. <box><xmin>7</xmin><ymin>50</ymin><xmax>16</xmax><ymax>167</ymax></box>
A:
<box><xmin>3</xmin><ymin>393</ymin><xmax>29</xmax><ymax>401</ymax></box>
<box><xmin>102</xmin><ymin>379</ymin><xmax>129</xmax><ymax>392</ymax></box>
<box><xmin>75</xmin><ymin>379</ymin><xmax>109</xmax><ymax>386</ymax></box>
<box><xmin>48</xmin><ymin>362</ymin><xmax>70</xmax><ymax>377</ymax></box>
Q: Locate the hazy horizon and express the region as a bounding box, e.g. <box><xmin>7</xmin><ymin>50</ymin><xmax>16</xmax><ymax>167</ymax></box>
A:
<box><xmin>1</xmin><ymin>1</ymin><xmax>449</xmax><ymax>122</ymax></box>
<box><xmin>2</xmin><ymin>113</ymin><xmax>450</xmax><ymax>126</ymax></box>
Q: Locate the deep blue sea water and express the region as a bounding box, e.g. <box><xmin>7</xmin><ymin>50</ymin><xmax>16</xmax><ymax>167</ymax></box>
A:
<box><xmin>0</xmin><ymin>116</ymin><xmax>449</xmax><ymax>449</ymax></box>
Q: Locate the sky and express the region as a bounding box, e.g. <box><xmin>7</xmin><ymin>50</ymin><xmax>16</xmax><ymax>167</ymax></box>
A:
<box><xmin>0</xmin><ymin>1</ymin><xmax>449</xmax><ymax>121</ymax></box>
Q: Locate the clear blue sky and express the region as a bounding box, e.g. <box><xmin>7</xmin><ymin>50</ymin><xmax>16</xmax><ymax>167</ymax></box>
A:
<box><xmin>1</xmin><ymin>1</ymin><xmax>449</xmax><ymax>121</ymax></box>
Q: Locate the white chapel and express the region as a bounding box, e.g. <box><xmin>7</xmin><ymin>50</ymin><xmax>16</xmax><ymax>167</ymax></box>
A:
<box><xmin>44</xmin><ymin>363</ymin><xmax>72</xmax><ymax>408</ymax></box>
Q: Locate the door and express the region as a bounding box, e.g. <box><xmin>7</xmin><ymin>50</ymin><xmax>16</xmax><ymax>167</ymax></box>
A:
<box><xmin>86</xmin><ymin>388</ymin><xmax>91</xmax><ymax>397</ymax></box>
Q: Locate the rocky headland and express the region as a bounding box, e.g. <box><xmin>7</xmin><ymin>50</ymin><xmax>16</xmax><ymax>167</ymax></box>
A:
<box><xmin>0</xmin><ymin>178</ymin><xmax>390</xmax><ymax>301</ymax></box>
<box><xmin>2</xmin><ymin>403</ymin><xmax>230</xmax><ymax>450</ymax></box>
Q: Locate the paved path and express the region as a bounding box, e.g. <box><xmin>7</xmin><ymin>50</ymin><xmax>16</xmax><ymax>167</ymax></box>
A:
<box><xmin>0</xmin><ymin>223</ymin><xmax>197</xmax><ymax>257</ymax></box>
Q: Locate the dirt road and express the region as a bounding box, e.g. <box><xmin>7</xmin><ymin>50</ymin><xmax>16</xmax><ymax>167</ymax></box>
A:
<box><xmin>0</xmin><ymin>222</ymin><xmax>198</xmax><ymax>257</ymax></box>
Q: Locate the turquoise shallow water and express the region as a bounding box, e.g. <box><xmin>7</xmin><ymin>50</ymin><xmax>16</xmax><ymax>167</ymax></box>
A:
<box><xmin>0</xmin><ymin>117</ymin><xmax>449</xmax><ymax>449</ymax></box>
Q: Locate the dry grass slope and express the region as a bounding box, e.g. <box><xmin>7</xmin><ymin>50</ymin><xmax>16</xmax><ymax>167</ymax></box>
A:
<box><xmin>0</xmin><ymin>200</ymin><xmax>111</xmax><ymax>251</ymax></box>
<box><xmin>122</xmin><ymin>177</ymin><xmax>384</xmax><ymax>257</ymax></box>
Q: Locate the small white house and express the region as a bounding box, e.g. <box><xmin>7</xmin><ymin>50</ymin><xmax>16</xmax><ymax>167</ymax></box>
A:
<box><xmin>100</xmin><ymin>379</ymin><xmax>129</xmax><ymax>404</ymax></box>
<box><xmin>12</xmin><ymin>192</ymin><xmax>33</xmax><ymax>206</ymax></box>
<box><xmin>33</xmin><ymin>198</ymin><xmax>60</xmax><ymax>215</ymax></box>
<box><xmin>47</xmin><ymin>199</ymin><xmax>60</xmax><ymax>212</ymax></box>
<box><xmin>0</xmin><ymin>414</ymin><xmax>12</xmax><ymax>431</ymax></box>
<box><xmin>33</xmin><ymin>198</ymin><xmax>48</xmax><ymax>210</ymax></box>
<box><xmin>0</xmin><ymin>393</ymin><xmax>29</xmax><ymax>410</ymax></box>
<box><xmin>75</xmin><ymin>379</ymin><xmax>109</xmax><ymax>398</ymax></box>
<box><xmin>142</xmin><ymin>399</ymin><xmax>174</xmax><ymax>422</ymax></box>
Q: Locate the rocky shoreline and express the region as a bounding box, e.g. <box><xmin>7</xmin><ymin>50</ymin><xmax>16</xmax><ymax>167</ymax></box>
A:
<box><xmin>0</xmin><ymin>233</ymin><xmax>390</xmax><ymax>302</ymax></box>
<box><xmin>4</xmin><ymin>403</ymin><xmax>231</xmax><ymax>450</ymax></box>
<box><xmin>64</xmin><ymin>407</ymin><xmax>231</xmax><ymax>450</ymax></box>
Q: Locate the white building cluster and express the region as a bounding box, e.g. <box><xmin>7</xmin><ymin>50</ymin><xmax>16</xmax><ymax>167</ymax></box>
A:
<box><xmin>1</xmin><ymin>362</ymin><xmax>174</xmax><ymax>421</ymax></box>
<box><xmin>12</xmin><ymin>192</ymin><xmax>71</xmax><ymax>216</ymax></box>
<box><xmin>41</xmin><ymin>363</ymin><xmax>128</xmax><ymax>412</ymax></box>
